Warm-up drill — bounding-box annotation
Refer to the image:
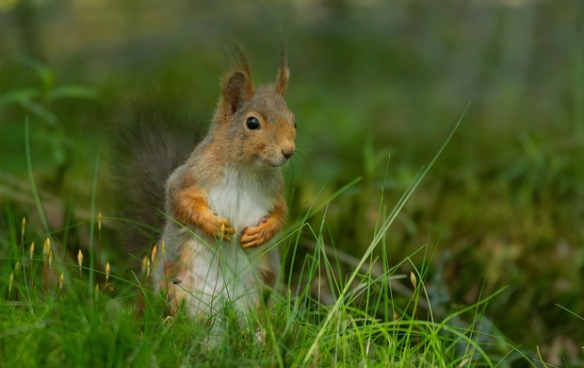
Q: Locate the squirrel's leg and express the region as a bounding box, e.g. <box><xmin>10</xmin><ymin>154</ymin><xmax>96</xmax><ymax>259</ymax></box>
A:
<box><xmin>157</xmin><ymin>240</ymin><xmax>209</xmax><ymax>317</ymax></box>
<box><xmin>240</xmin><ymin>198</ymin><xmax>287</xmax><ymax>249</ymax></box>
<box><xmin>257</xmin><ymin>248</ymin><xmax>280</xmax><ymax>292</ymax></box>
<box><xmin>156</xmin><ymin>258</ymin><xmax>181</xmax><ymax>316</ymax></box>
<box><xmin>171</xmin><ymin>186</ymin><xmax>235</xmax><ymax>241</ymax></box>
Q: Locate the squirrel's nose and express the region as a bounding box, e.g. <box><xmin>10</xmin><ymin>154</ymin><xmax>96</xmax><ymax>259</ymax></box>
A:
<box><xmin>282</xmin><ymin>148</ymin><xmax>295</xmax><ymax>159</ymax></box>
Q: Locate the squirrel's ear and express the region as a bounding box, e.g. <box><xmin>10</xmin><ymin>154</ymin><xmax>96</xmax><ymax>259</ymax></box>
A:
<box><xmin>221</xmin><ymin>68</ymin><xmax>254</xmax><ymax>116</ymax></box>
<box><xmin>275</xmin><ymin>51</ymin><xmax>289</xmax><ymax>95</ymax></box>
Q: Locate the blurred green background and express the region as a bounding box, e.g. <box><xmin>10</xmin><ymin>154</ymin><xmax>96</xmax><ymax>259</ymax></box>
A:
<box><xmin>1</xmin><ymin>0</ymin><xmax>583</xmax><ymax>364</ymax></box>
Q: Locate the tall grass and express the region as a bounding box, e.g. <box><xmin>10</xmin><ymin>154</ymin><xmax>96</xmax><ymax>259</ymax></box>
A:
<box><xmin>0</xmin><ymin>220</ymin><xmax>532</xmax><ymax>366</ymax></box>
<box><xmin>0</xmin><ymin>114</ymin><xmax>538</xmax><ymax>367</ymax></box>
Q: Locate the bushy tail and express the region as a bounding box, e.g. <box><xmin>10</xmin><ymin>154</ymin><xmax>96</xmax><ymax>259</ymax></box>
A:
<box><xmin>109</xmin><ymin>100</ymin><xmax>204</xmax><ymax>258</ymax></box>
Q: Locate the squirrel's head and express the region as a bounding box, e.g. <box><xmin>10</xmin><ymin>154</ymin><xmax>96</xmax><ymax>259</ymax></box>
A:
<box><xmin>213</xmin><ymin>50</ymin><xmax>296</xmax><ymax>169</ymax></box>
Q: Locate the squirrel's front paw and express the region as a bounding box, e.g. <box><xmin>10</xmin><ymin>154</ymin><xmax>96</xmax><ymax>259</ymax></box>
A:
<box><xmin>200</xmin><ymin>215</ymin><xmax>235</xmax><ymax>241</ymax></box>
<box><xmin>240</xmin><ymin>217</ymin><xmax>278</xmax><ymax>249</ymax></box>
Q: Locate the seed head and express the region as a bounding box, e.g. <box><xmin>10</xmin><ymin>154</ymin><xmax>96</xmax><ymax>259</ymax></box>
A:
<box><xmin>77</xmin><ymin>249</ymin><xmax>83</xmax><ymax>268</ymax></box>
<box><xmin>410</xmin><ymin>271</ymin><xmax>417</xmax><ymax>289</ymax></box>
<box><xmin>105</xmin><ymin>262</ymin><xmax>110</xmax><ymax>284</ymax></box>
<box><xmin>151</xmin><ymin>245</ymin><xmax>157</xmax><ymax>263</ymax></box>
<box><xmin>43</xmin><ymin>238</ymin><xmax>51</xmax><ymax>261</ymax></box>
<box><xmin>141</xmin><ymin>255</ymin><xmax>148</xmax><ymax>276</ymax></box>
<box><xmin>29</xmin><ymin>242</ymin><xmax>35</xmax><ymax>261</ymax></box>
<box><xmin>77</xmin><ymin>249</ymin><xmax>84</xmax><ymax>277</ymax></box>
<box><xmin>58</xmin><ymin>272</ymin><xmax>65</xmax><ymax>290</ymax></box>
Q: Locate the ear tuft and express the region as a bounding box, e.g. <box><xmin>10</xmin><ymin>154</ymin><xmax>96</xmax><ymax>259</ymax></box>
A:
<box><xmin>275</xmin><ymin>49</ymin><xmax>289</xmax><ymax>95</ymax></box>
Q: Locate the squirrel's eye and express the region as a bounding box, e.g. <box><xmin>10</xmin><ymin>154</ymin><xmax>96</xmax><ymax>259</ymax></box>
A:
<box><xmin>246</xmin><ymin>116</ymin><xmax>260</xmax><ymax>130</ymax></box>
<box><xmin>294</xmin><ymin>121</ymin><xmax>297</xmax><ymax>129</ymax></box>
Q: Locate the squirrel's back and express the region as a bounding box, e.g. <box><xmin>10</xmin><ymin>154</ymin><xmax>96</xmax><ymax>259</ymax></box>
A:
<box><xmin>110</xmin><ymin>100</ymin><xmax>205</xmax><ymax>256</ymax></box>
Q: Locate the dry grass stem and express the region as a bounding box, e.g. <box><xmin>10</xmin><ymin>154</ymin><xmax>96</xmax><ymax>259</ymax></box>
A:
<box><xmin>97</xmin><ymin>211</ymin><xmax>102</xmax><ymax>270</ymax></box>
<box><xmin>21</xmin><ymin>217</ymin><xmax>26</xmax><ymax>242</ymax></box>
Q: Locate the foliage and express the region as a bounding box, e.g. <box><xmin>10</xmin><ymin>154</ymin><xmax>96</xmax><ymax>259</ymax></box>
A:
<box><xmin>0</xmin><ymin>172</ymin><xmax>536</xmax><ymax>367</ymax></box>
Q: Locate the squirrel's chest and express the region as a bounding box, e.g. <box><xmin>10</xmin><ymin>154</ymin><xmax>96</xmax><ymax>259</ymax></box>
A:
<box><xmin>207</xmin><ymin>168</ymin><xmax>272</xmax><ymax>232</ymax></box>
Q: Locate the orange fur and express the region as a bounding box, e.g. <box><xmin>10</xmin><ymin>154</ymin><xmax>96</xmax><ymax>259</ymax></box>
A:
<box><xmin>240</xmin><ymin>198</ymin><xmax>287</xmax><ymax>249</ymax></box>
<box><xmin>162</xmin><ymin>246</ymin><xmax>201</xmax><ymax>315</ymax></box>
<box><xmin>171</xmin><ymin>185</ymin><xmax>235</xmax><ymax>240</ymax></box>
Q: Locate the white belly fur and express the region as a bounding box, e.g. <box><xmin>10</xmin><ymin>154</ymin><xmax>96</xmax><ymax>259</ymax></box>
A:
<box><xmin>170</xmin><ymin>230</ymin><xmax>268</xmax><ymax>316</ymax></box>
<box><xmin>159</xmin><ymin>166</ymin><xmax>273</xmax><ymax>317</ymax></box>
<box><xmin>207</xmin><ymin>165</ymin><xmax>272</xmax><ymax>233</ymax></box>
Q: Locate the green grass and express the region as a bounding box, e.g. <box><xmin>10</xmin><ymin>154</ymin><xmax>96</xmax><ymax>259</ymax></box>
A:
<box><xmin>0</xmin><ymin>215</ymin><xmax>534</xmax><ymax>367</ymax></box>
<box><xmin>0</xmin><ymin>114</ymin><xmax>538</xmax><ymax>367</ymax></box>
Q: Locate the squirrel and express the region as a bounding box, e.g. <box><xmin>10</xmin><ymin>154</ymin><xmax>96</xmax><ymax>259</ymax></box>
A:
<box><xmin>113</xmin><ymin>48</ymin><xmax>296</xmax><ymax>322</ymax></box>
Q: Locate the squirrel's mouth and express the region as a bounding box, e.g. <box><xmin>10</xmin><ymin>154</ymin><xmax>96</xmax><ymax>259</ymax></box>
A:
<box><xmin>253</xmin><ymin>150</ymin><xmax>292</xmax><ymax>168</ymax></box>
<box><xmin>266</xmin><ymin>160</ymin><xmax>285</xmax><ymax>168</ymax></box>
<box><xmin>258</xmin><ymin>155</ymin><xmax>288</xmax><ymax>168</ymax></box>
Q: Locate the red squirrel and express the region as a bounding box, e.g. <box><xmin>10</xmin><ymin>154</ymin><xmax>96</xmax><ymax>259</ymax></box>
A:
<box><xmin>114</xmin><ymin>48</ymin><xmax>296</xmax><ymax>322</ymax></box>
